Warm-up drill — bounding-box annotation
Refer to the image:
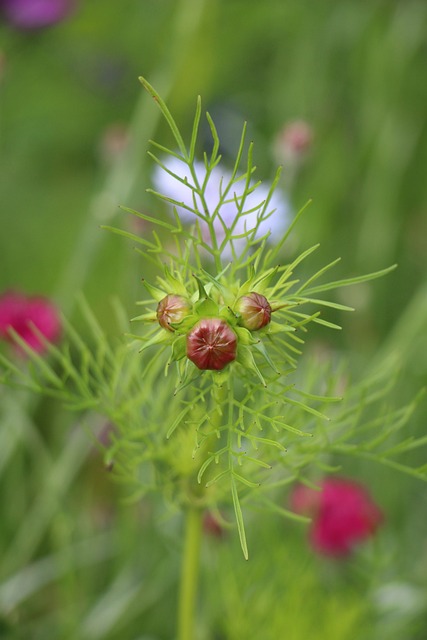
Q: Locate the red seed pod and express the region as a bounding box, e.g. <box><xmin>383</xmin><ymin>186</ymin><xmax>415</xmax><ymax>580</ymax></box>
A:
<box><xmin>156</xmin><ymin>294</ymin><xmax>191</xmax><ymax>331</ymax></box>
<box><xmin>235</xmin><ymin>292</ymin><xmax>272</xmax><ymax>331</ymax></box>
<box><xmin>186</xmin><ymin>318</ymin><xmax>237</xmax><ymax>370</ymax></box>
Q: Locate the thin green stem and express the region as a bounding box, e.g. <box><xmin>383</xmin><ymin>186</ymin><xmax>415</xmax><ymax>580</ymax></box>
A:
<box><xmin>178</xmin><ymin>506</ymin><xmax>203</xmax><ymax>640</ymax></box>
<box><xmin>177</xmin><ymin>380</ymin><xmax>229</xmax><ymax>639</ymax></box>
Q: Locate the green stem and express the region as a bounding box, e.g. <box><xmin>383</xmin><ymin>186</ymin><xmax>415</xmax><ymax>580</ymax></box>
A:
<box><xmin>177</xmin><ymin>381</ymin><xmax>229</xmax><ymax>638</ymax></box>
<box><xmin>178</xmin><ymin>505</ymin><xmax>203</xmax><ymax>640</ymax></box>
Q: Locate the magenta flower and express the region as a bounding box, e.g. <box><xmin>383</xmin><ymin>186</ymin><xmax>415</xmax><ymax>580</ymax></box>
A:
<box><xmin>0</xmin><ymin>290</ymin><xmax>61</xmax><ymax>354</ymax></box>
<box><xmin>0</xmin><ymin>0</ymin><xmax>75</xmax><ymax>30</ymax></box>
<box><xmin>291</xmin><ymin>477</ymin><xmax>383</xmax><ymax>557</ymax></box>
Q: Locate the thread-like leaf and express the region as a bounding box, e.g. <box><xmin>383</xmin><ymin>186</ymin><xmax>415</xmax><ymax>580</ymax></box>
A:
<box><xmin>231</xmin><ymin>476</ymin><xmax>248</xmax><ymax>560</ymax></box>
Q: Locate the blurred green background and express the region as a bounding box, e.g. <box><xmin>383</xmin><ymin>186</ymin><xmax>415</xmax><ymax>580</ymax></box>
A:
<box><xmin>1</xmin><ymin>0</ymin><xmax>427</xmax><ymax>638</ymax></box>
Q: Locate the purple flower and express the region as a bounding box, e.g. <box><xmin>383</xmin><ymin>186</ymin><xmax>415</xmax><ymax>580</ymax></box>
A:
<box><xmin>291</xmin><ymin>477</ymin><xmax>384</xmax><ymax>557</ymax></box>
<box><xmin>152</xmin><ymin>157</ymin><xmax>290</xmax><ymax>259</ymax></box>
<box><xmin>0</xmin><ymin>290</ymin><xmax>61</xmax><ymax>354</ymax></box>
<box><xmin>0</xmin><ymin>0</ymin><xmax>75</xmax><ymax>30</ymax></box>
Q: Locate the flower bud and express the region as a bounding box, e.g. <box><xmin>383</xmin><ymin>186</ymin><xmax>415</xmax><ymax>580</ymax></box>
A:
<box><xmin>186</xmin><ymin>318</ymin><xmax>237</xmax><ymax>370</ymax></box>
<box><xmin>235</xmin><ymin>292</ymin><xmax>272</xmax><ymax>331</ymax></box>
<box><xmin>156</xmin><ymin>294</ymin><xmax>191</xmax><ymax>331</ymax></box>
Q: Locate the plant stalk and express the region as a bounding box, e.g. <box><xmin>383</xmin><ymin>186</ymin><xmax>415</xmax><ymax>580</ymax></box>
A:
<box><xmin>178</xmin><ymin>505</ymin><xmax>203</xmax><ymax>640</ymax></box>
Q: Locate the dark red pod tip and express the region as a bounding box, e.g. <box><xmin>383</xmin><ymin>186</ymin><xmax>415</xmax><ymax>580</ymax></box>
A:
<box><xmin>235</xmin><ymin>292</ymin><xmax>272</xmax><ymax>331</ymax></box>
<box><xmin>186</xmin><ymin>318</ymin><xmax>237</xmax><ymax>370</ymax></box>
<box><xmin>156</xmin><ymin>294</ymin><xmax>191</xmax><ymax>331</ymax></box>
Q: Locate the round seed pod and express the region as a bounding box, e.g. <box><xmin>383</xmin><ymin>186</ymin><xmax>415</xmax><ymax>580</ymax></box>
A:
<box><xmin>156</xmin><ymin>294</ymin><xmax>191</xmax><ymax>331</ymax></box>
<box><xmin>235</xmin><ymin>292</ymin><xmax>272</xmax><ymax>331</ymax></box>
<box><xmin>186</xmin><ymin>318</ymin><xmax>237</xmax><ymax>370</ymax></box>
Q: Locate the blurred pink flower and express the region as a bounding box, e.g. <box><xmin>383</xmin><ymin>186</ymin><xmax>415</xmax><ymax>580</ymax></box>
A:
<box><xmin>291</xmin><ymin>477</ymin><xmax>383</xmax><ymax>557</ymax></box>
<box><xmin>0</xmin><ymin>0</ymin><xmax>75</xmax><ymax>30</ymax></box>
<box><xmin>0</xmin><ymin>290</ymin><xmax>61</xmax><ymax>354</ymax></box>
<box><xmin>273</xmin><ymin>120</ymin><xmax>313</xmax><ymax>171</ymax></box>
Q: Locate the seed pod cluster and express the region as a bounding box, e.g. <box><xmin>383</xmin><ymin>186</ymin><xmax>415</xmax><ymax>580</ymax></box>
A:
<box><xmin>156</xmin><ymin>289</ymin><xmax>272</xmax><ymax>372</ymax></box>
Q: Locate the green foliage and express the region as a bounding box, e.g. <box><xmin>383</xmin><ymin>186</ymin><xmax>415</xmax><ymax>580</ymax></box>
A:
<box><xmin>205</xmin><ymin>524</ymin><xmax>371</xmax><ymax>640</ymax></box>
<box><xmin>1</xmin><ymin>79</ymin><xmax>425</xmax><ymax>562</ymax></box>
<box><xmin>1</xmin><ymin>3</ymin><xmax>427</xmax><ymax>637</ymax></box>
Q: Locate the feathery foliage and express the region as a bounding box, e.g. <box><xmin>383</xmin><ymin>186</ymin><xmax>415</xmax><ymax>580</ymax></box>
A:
<box><xmin>0</xmin><ymin>78</ymin><xmax>425</xmax><ymax>559</ymax></box>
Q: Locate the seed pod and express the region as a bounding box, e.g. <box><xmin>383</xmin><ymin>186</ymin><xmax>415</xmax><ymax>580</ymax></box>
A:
<box><xmin>156</xmin><ymin>294</ymin><xmax>191</xmax><ymax>331</ymax></box>
<box><xmin>235</xmin><ymin>292</ymin><xmax>272</xmax><ymax>331</ymax></box>
<box><xmin>186</xmin><ymin>318</ymin><xmax>237</xmax><ymax>370</ymax></box>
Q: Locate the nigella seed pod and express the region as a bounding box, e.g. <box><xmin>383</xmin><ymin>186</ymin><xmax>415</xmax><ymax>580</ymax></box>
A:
<box><xmin>156</xmin><ymin>295</ymin><xmax>191</xmax><ymax>331</ymax></box>
<box><xmin>186</xmin><ymin>318</ymin><xmax>237</xmax><ymax>370</ymax></box>
<box><xmin>235</xmin><ymin>292</ymin><xmax>272</xmax><ymax>331</ymax></box>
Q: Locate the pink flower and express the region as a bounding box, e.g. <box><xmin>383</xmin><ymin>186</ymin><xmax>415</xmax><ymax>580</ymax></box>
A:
<box><xmin>291</xmin><ymin>477</ymin><xmax>383</xmax><ymax>557</ymax></box>
<box><xmin>0</xmin><ymin>290</ymin><xmax>61</xmax><ymax>354</ymax></box>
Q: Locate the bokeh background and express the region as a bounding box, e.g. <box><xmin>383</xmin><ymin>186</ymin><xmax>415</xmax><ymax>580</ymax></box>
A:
<box><xmin>1</xmin><ymin>1</ymin><xmax>427</xmax><ymax>638</ymax></box>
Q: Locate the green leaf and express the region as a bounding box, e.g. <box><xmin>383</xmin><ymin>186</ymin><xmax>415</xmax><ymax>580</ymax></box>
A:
<box><xmin>231</xmin><ymin>476</ymin><xmax>249</xmax><ymax>560</ymax></box>
<box><xmin>189</xmin><ymin>96</ymin><xmax>202</xmax><ymax>163</ymax></box>
<box><xmin>303</xmin><ymin>264</ymin><xmax>398</xmax><ymax>296</ymax></box>
<box><xmin>139</xmin><ymin>76</ymin><xmax>188</xmax><ymax>158</ymax></box>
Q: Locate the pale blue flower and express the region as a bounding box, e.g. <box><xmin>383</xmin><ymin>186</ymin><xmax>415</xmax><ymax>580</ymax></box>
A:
<box><xmin>152</xmin><ymin>157</ymin><xmax>290</xmax><ymax>258</ymax></box>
